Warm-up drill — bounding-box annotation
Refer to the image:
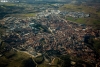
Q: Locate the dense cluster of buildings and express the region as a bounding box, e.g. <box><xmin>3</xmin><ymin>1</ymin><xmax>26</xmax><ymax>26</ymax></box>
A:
<box><xmin>37</xmin><ymin>9</ymin><xmax>60</xmax><ymax>18</ymax></box>
<box><xmin>60</xmin><ymin>11</ymin><xmax>90</xmax><ymax>18</ymax></box>
<box><xmin>37</xmin><ymin>9</ymin><xmax>90</xmax><ymax>19</ymax></box>
<box><xmin>0</xmin><ymin>9</ymin><xmax>100</xmax><ymax>66</ymax></box>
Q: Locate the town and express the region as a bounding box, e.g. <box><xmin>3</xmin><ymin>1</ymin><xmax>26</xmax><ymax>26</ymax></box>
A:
<box><xmin>0</xmin><ymin>8</ymin><xmax>100</xmax><ymax>66</ymax></box>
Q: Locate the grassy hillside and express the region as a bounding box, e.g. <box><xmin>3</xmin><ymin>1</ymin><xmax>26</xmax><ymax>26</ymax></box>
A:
<box><xmin>0</xmin><ymin>3</ymin><xmax>37</xmax><ymax>19</ymax></box>
<box><xmin>0</xmin><ymin>50</ymin><xmax>36</xmax><ymax>67</ymax></box>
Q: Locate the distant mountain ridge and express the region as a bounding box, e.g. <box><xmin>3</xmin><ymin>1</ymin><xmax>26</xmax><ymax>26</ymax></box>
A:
<box><xmin>0</xmin><ymin>0</ymin><xmax>100</xmax><ymax>3</ymax></box>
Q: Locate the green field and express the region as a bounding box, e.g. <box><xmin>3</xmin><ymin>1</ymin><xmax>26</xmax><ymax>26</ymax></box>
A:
<box><xmin>59</xmin><ymin>4</ymin><xmax>100</xmax><ymax>14</ymax></box>
<box><xmin>59</xmin><ymin>4</ymin><xmax>100</xmax><ymax>29</ymax></box>
<box><xmin>66</xmin><ymin>17</ymin><xmax>86</xmax><ymax>24</ymax></box>
<box><xmin>10</xmin><ymin>13</ymin><xmax>36</xmax><ymax>17</ymax></box>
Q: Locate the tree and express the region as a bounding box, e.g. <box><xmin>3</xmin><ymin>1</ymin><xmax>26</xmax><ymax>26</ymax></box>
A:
<box><xmin>60</xmin><ymin>55</ymin><xmax>71</xmax><ymax>67</ymax></box>
<box><xmin>23</xmin><ymin>58</ymin><xmax>36</xmax><ymax>67</ymax></box>
<box><xmin>93</xmin><ymin>39</ymin><xmax>100</xmax><ymax>55</ymax></box>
